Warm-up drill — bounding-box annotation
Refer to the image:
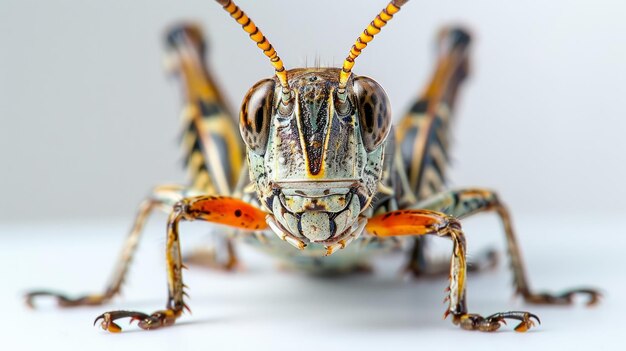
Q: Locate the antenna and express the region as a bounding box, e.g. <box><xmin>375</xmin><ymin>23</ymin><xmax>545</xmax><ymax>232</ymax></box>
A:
<box><xmin>215</xmin><ymin>0</ymin><xmax>290</xmax><ymax>98</ymax></box>
<box><xmin>337</xmin><ymin>0</ymin><xmax>409</xmax><ymax>97</ymax></box>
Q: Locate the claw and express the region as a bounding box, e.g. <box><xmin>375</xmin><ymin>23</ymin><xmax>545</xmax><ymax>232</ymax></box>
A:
<box><xmin>129</xmin><ymin>315</ymin><xmax>144</xmax><ymax>325</ymax></box>
<box><xmin>493</xmin><ymin>312</ymin><xmax>540</xmax><ymax>333</ymax></box>
<box><xmin>563</xmin><ymin>288</ymin><xmax>602</xmax><ymax>306</ymax></box>
<box><xmin>514</xmin><ymin>319</ymin><xmax>533</xmax><ymax>333</ymax></box>
<box><xmin>24</xmin><ymin>293</ymin><xmax>38</xmax><ymax>309</ymax></box>
<box><xmin>585</xmin><ymin>290</ymin><xmax>602</xmax><ymax>306</ymax></box>
<box><xmin>93</xmin><ymin>310</ymin><xmax>151</xmax><ymax>333</ymax></box>
<box><xmin>25</xmin><ymin>291</ymin><xmax>64</xmax><ymax>308</ymax></box>
<box><xmin>453</xmin><ymin>311</ymin><xmax>540</xmax><ymax>332</ymax></box>
<box><xmin>94</xmin><ymin>313</ymin><xmax>122</xmax><ymax>333</ymax></box>
<box><xmin>532</xmin><ymin>314</ymin><xmax>541</xmax><ymax>325</ymax></box>
<box><xmin>512</xmin><ymin>313</ymin><xmax>539</xmax><ymax>333</ymax></box>
<box><xmin>525</xmin><ymin>288</ymin><xmax>602</xmax><ymax>306</ymax></box>
<box><xmin>25</xmin><ymin>290</ymin><xmax>105</xmax><ymax>308</ymax></box>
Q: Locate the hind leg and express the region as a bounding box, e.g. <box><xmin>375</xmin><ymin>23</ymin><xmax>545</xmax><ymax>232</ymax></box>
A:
<box><xmin>168</xmin><ymin>24</ymin><xmax>246</xmax><ymax>272</ymax></box>
<box><xmin>395</xmin><ymin>27</ymin><xmax>473</xmax><ymax>275</ymax></box>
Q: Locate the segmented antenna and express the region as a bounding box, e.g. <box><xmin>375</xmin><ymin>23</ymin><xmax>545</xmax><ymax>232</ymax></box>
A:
<box><xmin>338</xmin><ymin>0</ymin><xmax>409</xmax><ymax>93</ymax></box>
<box><xmin>215</xmin><ymin>0</ymin><xmax>289</xmax><ymax>93</ymax></box>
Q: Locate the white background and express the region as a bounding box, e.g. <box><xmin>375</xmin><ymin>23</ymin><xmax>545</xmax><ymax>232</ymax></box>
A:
<box><xmin>0</xmin><ymin>0</ymin><xmax>624</xmax><ymax>350</ymax></box>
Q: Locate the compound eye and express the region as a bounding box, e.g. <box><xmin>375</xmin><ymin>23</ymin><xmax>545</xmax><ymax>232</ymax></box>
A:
<box><xmin>353</xmin><ymin>76</ymin><xmax>392</xmax><ymax>151</ymax></box>
<box><xmin>240</xmin><ymin>79</ymin><xmax>275</xmax><ymax>155</ymax></box>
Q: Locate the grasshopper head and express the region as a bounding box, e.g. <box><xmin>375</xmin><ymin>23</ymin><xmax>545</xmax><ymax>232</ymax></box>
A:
<box><xmin>240</xmin><ymin>68</ymin><xmax>391</xmax><ymax>248</ymax></box>
<box><xmin>216</xmin><ymin>0</ymin><xmax>408</xmax><ymax>250</ymax></box>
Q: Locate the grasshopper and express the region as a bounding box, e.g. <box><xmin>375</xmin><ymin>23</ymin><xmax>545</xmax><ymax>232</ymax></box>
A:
<box><xmin>26</xmin><ymin>0</ymin><xmax>600</xmax><ymax>333</ymax></box>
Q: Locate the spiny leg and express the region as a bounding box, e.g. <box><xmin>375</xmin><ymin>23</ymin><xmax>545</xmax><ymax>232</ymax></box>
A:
<box><xmin>25</xmin><ymin>185</ymin><xmax>194</xmax><ymax>308</ymax></box>
<box><xmin>416</xmin><ymin>188</ymin><xmax>601</xmax><ymax>306</ymax></box>
<box><xmin>96</xmin><ymin>207</ymin><xmax>189</xmax><ymax>332</ymax></box>
<box><xmin>366</xmin><ymin>209</ymin><xmax>539</xmax><ymax>332</ymax></box>
<box><xmin>95</xmin><ymin>195</ymin><xmax>268</xmax><ymax>332</ymax></box>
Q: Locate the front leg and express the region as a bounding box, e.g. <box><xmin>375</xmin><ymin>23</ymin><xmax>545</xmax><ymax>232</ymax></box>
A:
<box><xmin>96</xmin><ymin>207</ymin><xmax>188</xmax><ymax>332</ymax></box>
<box><xmin>367</xmin><ymin>209</ymin><xmax>539</xmax><ymax>332</ymax></box>
<box><xmin>95</xmin><ymin>195</ymin><xmax>268</xmax><ymax>332</ymax></box>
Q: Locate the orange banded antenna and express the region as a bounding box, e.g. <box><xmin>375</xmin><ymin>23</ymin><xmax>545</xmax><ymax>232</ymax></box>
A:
<box><xmin>215</xmin><ymin>0</ymin><xmax>290</xmax><ymax>94</ymax></box>
<box><xmin>338</xmin><ymin>0</ymin><xmax>409</xmax><ymax>94</ymax></box>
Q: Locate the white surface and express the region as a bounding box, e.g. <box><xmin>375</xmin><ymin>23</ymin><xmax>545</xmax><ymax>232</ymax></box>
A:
<box><xmin>2</xmin><ymin>0</ymin><xmax>626</xmax><ymax>222</ymax></box>
<box><xmin>4</xmin><ymin>214</ymin><xmax>622</xmax><ymax>350</ymax></box>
